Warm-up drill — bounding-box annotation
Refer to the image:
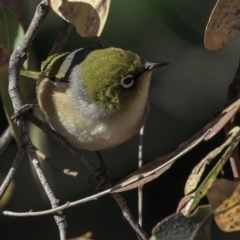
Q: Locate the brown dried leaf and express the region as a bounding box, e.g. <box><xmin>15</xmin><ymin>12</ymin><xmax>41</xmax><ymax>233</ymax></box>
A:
<box><xmin>207</xmin><ymin>178</ymin><xmax>240</xmax><ymax>232</ymax></box>
<box><xmin>205</xmin><ymin>0</ymin><xmax>240</xmax><ymax>50</ymax></box>
<box><xmin>48</xmin><ymin>0</ymin><xmax>111</xmax><ymax>37</ymax></box>
<box><xmin>204</xmin><ymin>100</ymin><xmax>240</xmax><ymax>140</ymax></box>
<box><xmin>111</xmin><ymin>130</ymin><xmax>209</xmax><ymax>193</ymax></box>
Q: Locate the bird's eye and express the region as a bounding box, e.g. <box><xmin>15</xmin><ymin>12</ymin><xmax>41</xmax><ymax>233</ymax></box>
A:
<box><xmin>120</xmin><ymin>75</ymin><xmax>135</xmax><ymax>88</ymax></box>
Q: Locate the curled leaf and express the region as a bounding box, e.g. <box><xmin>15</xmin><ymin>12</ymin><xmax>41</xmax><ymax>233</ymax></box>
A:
<box><xmin>49</xmin><ymin>0</ymin><xmax>111</xmax><ymax>37</ymax></box>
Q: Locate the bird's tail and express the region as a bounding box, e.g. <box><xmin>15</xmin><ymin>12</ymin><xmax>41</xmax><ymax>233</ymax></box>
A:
<box><xmin>20</xmin><ymin>70</ymin><xmax>41</xmax><ymax>80</ymax></box>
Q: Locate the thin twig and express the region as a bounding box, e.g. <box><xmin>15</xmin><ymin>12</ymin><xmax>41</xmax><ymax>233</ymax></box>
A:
<box><xmin>49</xmin><ymin>20</ymin><xmax>72</xmax><ymax>55</ymax></box>
<box><xmin>0</xmin><ymin>146</ymin><xmax>25</xmax><ymax>199</ymax></box>
<box><xmin>8</xmin><ymin>1</ymin><xmax>66</xmax><ymax>239</ymax></box>
<box><xmin>3</xmin><ymin>189</ymin><xmax>111</xmax><ymax>217</ymax></box>
<box><xmin>138</xmin><ymin>127</ymin><xmax>144</xmax><ymax>226</ymax></box>
<box><xmin>35</xmin><ymin>149</ymin><xmax>78</xmax><ymax>177</ymax></box>
<box><xmin>110</xmin><ymin>190</ymin><xmax>148</xmax><ymax>240</ymax></box>
<box><xmin>0</xmin><ymin>126</ymin><xmax>13</xmax><ymax>155</ymax></box>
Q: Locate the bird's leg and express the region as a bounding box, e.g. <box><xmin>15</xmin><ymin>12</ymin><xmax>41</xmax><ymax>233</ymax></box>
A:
<box><xmin>88</xmin><ymin>151</ymin><xmax>109</xmax><ymax>189</ymax></box>
<box><xmin>11</xmin><ymin>103</ymin><xmax>36</xmax><ymax>122</ymax></box>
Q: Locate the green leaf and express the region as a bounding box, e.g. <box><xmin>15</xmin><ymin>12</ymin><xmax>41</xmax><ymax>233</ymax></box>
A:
<box><xmin>150</xmin><ymin>205</ymin><xmax>212</xmax><ymax>240</ymax></box>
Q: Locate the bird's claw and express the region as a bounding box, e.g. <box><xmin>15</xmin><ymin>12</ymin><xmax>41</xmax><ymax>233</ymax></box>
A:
<box><xmin>88</xmin><ymin>165</ymin><xmax>109</xmax><ymax>189</ymax></box>
<box><xmin>11</xmin><ymin>103</ymin><xmax>35</xmax><ymax>122</ymax></box>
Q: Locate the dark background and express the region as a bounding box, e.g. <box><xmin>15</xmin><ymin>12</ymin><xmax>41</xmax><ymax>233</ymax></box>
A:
<box><xmin>1</xmin><ymin>0</ymin><xmax>240</xmax><ymax>239</ymax></box>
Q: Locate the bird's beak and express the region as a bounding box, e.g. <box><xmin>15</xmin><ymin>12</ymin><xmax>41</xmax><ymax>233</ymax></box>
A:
<box><xmin>144</xmin><ymin>62</ymin><xmax>169</xmax><ymax>71</ymax></box>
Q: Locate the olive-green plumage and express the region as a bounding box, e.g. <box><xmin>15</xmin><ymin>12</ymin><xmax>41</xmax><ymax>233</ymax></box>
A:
<box><xmin>21</xmin><ymin>45</ymin><xmax>168</xmax><ymax>150</ymax></box>
<box><xmin>79</xmin><ymin>48</ymin><xmax>145</xmax><ymax>113</ymax></box>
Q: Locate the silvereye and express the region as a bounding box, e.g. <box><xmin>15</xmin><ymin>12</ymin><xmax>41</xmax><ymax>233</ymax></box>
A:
<box><xmin>21</xmin><ymin>45</ymin><xmax>168</xmax><ymax>151</ymax></box>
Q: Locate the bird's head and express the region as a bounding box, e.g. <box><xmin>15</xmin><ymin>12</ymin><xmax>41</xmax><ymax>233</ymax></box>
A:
<box><xmin>79</xmin><ymin>47</ymin><xmax>168</xmax><ymax>114</ymax></box>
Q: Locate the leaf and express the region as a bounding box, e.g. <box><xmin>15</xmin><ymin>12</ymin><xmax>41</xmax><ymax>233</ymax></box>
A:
<box><xmin>181</xmin><ymin>127</ymin><xmax>240</xmax><ymax>216</ymax></box>
<box><xmin>207</xmin><ymin>178</ymin><xmax>240</xmax><ymax>232</ymax></box>
<box><xmin>185</xmin><ymin>126</ymin><xmax>240</xmax><ymax>195</ymax></box>
<box><xmin>49</xmin><ymin>0</ymin><xmax>111</xmax><ymax>37</ymax></box>
<box><xmin>110</xmin><ymin>100</ymin><xmax>240</xmax><ymax>193</ymax></box>
<box><xmin>204</xmin><ymin>0</ymin><xmax>240</xmax><ymax>50</ymax></box>
<box><xmin>150</xmin><ymin>205</ymin><xmax>212</xmax><ymax>240</ymax></box>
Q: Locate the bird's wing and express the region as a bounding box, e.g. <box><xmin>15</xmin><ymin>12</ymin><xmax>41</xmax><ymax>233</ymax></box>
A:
<box><xmin>41</xmin><ymin>52</ymin><xmax>70</xmax><ymax>80</ymax></box>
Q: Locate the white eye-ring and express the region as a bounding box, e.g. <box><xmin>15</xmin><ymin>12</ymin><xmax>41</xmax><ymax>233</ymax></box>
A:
<box><xmin>120</xmin><ymin>74</ymin><xmax>135</xmax><ymax>88</ymax></box>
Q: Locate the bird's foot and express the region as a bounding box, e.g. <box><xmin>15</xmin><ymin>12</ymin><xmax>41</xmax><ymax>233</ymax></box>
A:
<box><xmin>11</xmin><ymin>103</ymin><xmax>35</xmax><ymax>122</ymax></box>
<box><xmin>88</xmin><ymin>151</ymin><xmax>109</xmax><ymax>189</ymax></box>
<box><xmin>88</xmin><ymin>165</ymin><xmax>109</xmax><ymax>189</ymax></box>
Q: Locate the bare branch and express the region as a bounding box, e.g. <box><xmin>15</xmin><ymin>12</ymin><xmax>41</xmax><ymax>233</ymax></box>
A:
<box><xmin>3</xmin><ymin>189</ymin><xmax>111</xmax><ymax>217</ymax></box>
<box><xmin>110</xmin><ymin>190</ymin><xmax>148</xmax><ymax>240</ymax></box>
<box><xmin>138</xmin><ymin>127</ymin><xmax>144</xmax><ymax>226</ymax></box>
<box><xmin>8</xmin><ymin>1</ymin><xmax>66</xmax><ymax>239</ymax></box>
<box><xmin>0</xmin><ymin>126</ymin><xmax>13</xmax><ymax>155</ymax></box>
<box><xmin>0</xmin><ymin>146</ymin><xmax>25</xmax><ymax>199</ymax></box>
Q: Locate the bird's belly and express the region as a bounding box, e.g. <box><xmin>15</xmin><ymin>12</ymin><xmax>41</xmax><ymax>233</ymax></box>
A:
<box><xmin>56</xmin><ymin>105</ymin><xmax>148</xmax><ymax>151</ymax></box>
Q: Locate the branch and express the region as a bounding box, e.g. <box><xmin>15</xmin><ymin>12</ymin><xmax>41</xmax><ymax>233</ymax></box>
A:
<box><xmin>0</xmin><ymin>126</ymin><xmax>13</xmax><ymax>155</ymax></box>
<box><xmin>2</xmin><ymin>189</ymin><xmax>111</xmax><ymax>217</ymax></box>
<box><xmin>138</xmin><ymin>127</ymin><xmax>144</xmax><ymax>226</ymax></box>
<box><xmin>110</xmin><ymin>190</ymin><xmax>148</xmax><ymax>240</ymax></box>
<box><xmin>8</xmin><ymin>1</ymin><xmax>66</xmax><ymax>239</ymax></box>
<box><xmin>0</xmin><ymin>146</ymin><xmax>25</xmax><ymax>199</ymax></box>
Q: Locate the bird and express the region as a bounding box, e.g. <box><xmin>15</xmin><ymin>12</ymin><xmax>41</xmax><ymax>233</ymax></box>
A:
<box><xmin>20</xmin><ymin>44</ymin><xmax>168</xmax><ymax>151</ymax></box>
